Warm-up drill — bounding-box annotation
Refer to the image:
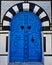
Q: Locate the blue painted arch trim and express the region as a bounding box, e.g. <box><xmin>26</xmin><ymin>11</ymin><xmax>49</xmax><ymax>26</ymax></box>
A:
<box><xmin>2</xmin><ymin>2</ymin><xmax>50</xmax><ymax>31</ymax></box>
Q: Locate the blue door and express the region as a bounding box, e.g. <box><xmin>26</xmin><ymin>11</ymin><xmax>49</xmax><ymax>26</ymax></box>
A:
<box><xmin>9</xmin><ymin>11</ymin><xmax>42</xmax><ymax>62</ymax></box>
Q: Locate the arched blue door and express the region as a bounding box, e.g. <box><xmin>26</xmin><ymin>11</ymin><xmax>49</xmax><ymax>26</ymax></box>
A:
<box><xmin>9</xmin><ymin>11</ymin><xmax>42</xmax><ymax>62</ymax></box>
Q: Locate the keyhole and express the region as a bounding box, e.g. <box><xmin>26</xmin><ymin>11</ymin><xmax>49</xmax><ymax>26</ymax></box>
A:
<box><xmin>31</xmin><ymin>38</ymin><xmax>34</xmax><ymax>42</ymax></box>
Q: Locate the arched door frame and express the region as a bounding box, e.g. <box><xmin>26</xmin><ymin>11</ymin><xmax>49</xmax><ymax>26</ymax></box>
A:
<box><xmin>2</xmin><ymin>2</ymin><xmax>50</xmax><ymax>31</ymax></box>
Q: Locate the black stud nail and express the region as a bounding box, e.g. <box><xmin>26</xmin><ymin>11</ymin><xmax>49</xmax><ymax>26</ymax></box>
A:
<box><xmin>28</xmin><ymin>26</ymin><xmax>31</xmax><ymax>30</ymax></box>
<box><xmin>20</xmin><ymin>26</ymin><xmax>24</xmax><ymax>30</ymax></box>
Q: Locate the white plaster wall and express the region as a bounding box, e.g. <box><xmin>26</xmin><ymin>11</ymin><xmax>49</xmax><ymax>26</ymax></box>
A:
<box><xmin>43</xmin><ymin>34</ymin><xmax>52</xmax><ymax>54</ymax></box>
<box><xmin>0</xmin><ymin>34</ymin><xmax>8</xmax><ymax>54</ymax></box>
<box><xmin>44</xmin><ymin>56</ymin><xmax>52</xmax><ymax>65</ymax></box>
<box><xmin>0</xmin><ymin>56</ymin><xmax>8</xmax><ymax>65</ymax></box>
